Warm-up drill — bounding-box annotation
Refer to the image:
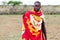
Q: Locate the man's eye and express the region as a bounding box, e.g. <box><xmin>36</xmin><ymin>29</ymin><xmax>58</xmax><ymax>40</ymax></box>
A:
<box><xmin>35</xmin><ymin>5</ymin><xmax>40</xmax><ymax>7</ymax></box>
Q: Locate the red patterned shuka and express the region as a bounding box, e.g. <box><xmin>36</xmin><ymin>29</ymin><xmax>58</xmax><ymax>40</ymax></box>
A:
<box><xmin>22</xmin><ymin>9</ymin><xmax>45</xmax><ymax>40</ymax></box>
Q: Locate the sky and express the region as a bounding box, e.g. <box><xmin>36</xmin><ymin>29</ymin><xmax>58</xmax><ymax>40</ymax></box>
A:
<box><xmin>0</xmin><ymin>0</ymin><xmax>60</xmax><ymax>5</ymax></box>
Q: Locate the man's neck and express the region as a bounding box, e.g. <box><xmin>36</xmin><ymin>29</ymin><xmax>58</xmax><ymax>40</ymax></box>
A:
<box><xmin>34</xmin><ymin>9</ymin><xmax>40</xmax><ymax>12</ymax></box>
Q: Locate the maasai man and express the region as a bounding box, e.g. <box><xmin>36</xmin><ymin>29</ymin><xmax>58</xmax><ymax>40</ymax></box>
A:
<box><xmin>22</xmin><ymin>1</ymin><xmax>47</xmax><ymax>40</ymax></box>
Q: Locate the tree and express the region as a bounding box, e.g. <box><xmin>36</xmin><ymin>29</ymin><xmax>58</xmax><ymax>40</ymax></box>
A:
<box><xmin>7</xmin><ymin>1</ymin><xmax>22</xmax><ymax>6</ymax></box>
<box><xmin>7</xmin><ymin>1</ymin><xmax>22</xmax><ymax>14</ymax></box>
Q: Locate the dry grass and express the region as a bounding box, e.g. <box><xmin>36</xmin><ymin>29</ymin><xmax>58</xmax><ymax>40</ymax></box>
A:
<box><xmin>0</xmin><ymin>15</ymin><xmax>22</xmax><ymax>40</ymax></box>
<box><xmin>0</xmin><ymin>15</ymin><xmax>60</xmax><ymax>40</ymax></box>
<box><xmin>45</xmin><ymin>15</ymin><xmax>60</xmax><ymax>40</ymax></box>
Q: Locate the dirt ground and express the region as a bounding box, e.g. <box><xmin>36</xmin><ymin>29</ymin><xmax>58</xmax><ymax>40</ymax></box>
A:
<box><xmin>45</xmin><ymin>15</ymin><xmax>60</xmax><ymax>40</ymax></box>
<box><xmin>0</xmin><ymin>15</ymin><xmax>60</xmax><ymax>40</ymax></box>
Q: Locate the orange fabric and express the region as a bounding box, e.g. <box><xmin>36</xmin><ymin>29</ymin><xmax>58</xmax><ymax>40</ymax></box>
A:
<box><xmin>22</xmin><ymin>10</ymin><xmax>44</xmax><ymax>40</ymax></box>
<box><xmin>32</xmin><ymin>14</ymin><xmax>42</xmax><ymax>22</ymax></box>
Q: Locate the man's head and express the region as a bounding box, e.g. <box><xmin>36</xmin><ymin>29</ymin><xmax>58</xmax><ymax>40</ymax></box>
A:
<box><xmin>33</xmin><ymin>1</ymin><xmax>41</xmax><ymax>12</ymax></box>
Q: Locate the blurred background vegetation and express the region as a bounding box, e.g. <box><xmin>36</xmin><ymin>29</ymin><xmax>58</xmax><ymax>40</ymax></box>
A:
<box><xmin>0</xmin><ymin>0</ymin><xmax>60</xmax><ymax>15</ymax></box>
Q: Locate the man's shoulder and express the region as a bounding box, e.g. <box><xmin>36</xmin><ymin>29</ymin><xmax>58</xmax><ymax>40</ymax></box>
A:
<box><xmin>23</xmin><ymin>10</ymin><xmax>31</xmax><ymax>17</ymax></box>
<box><xmin>24</xmin><ymin>10</ymin><xmax>31</xmax><ymax>15</ymax></box>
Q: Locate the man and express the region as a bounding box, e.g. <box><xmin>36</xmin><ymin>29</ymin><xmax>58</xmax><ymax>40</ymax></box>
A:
<box><xmin>22</xmin><ymin>1</ymin><xmax>47</xmax><ymax>40</ymax></box>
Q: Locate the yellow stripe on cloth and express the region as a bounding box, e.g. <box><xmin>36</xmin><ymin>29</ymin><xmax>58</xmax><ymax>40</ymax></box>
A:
<box><xmin>26</xmin><ymin>19</ymin><xmax>40</xmax><ymax>37</ymax></box>
<box><xmin>32</xmin><ymin>14</ymin><xmax>42</xmax><ymax>22</ymax></box>
<box><xmin>22</xmin><ymin>24</ymin><xmax>25</xmax><ymax>31</ymax></box>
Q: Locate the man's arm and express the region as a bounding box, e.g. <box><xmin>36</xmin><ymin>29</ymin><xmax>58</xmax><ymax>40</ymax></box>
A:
<box><xmin>42</xmin><ymin>19</ymin><xmax>47</xmax><ymax>40</ymax></box>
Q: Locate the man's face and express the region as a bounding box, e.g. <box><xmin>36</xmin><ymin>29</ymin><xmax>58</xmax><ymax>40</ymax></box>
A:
<box><xmin>34</xmin><ymin>2</ymin><xmax>41</xmax><ymax>12</ymax></box>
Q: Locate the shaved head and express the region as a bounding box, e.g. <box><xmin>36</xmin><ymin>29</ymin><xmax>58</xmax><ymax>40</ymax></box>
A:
<box><xmin>34</xmin><ymin>1</ymin><xmax>41</xmax><ymax>12</ymax></box>
<box><xmin>34</xmin><ymin>1</ymin><xmax>41</xmax><ymax>5</ymax></box>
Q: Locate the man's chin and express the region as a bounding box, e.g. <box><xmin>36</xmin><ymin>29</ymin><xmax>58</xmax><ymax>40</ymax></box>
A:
<box><xmin>35</xmin><ymin>10</ymin><xmax>39</xmax><ymax>12</ymax></box>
